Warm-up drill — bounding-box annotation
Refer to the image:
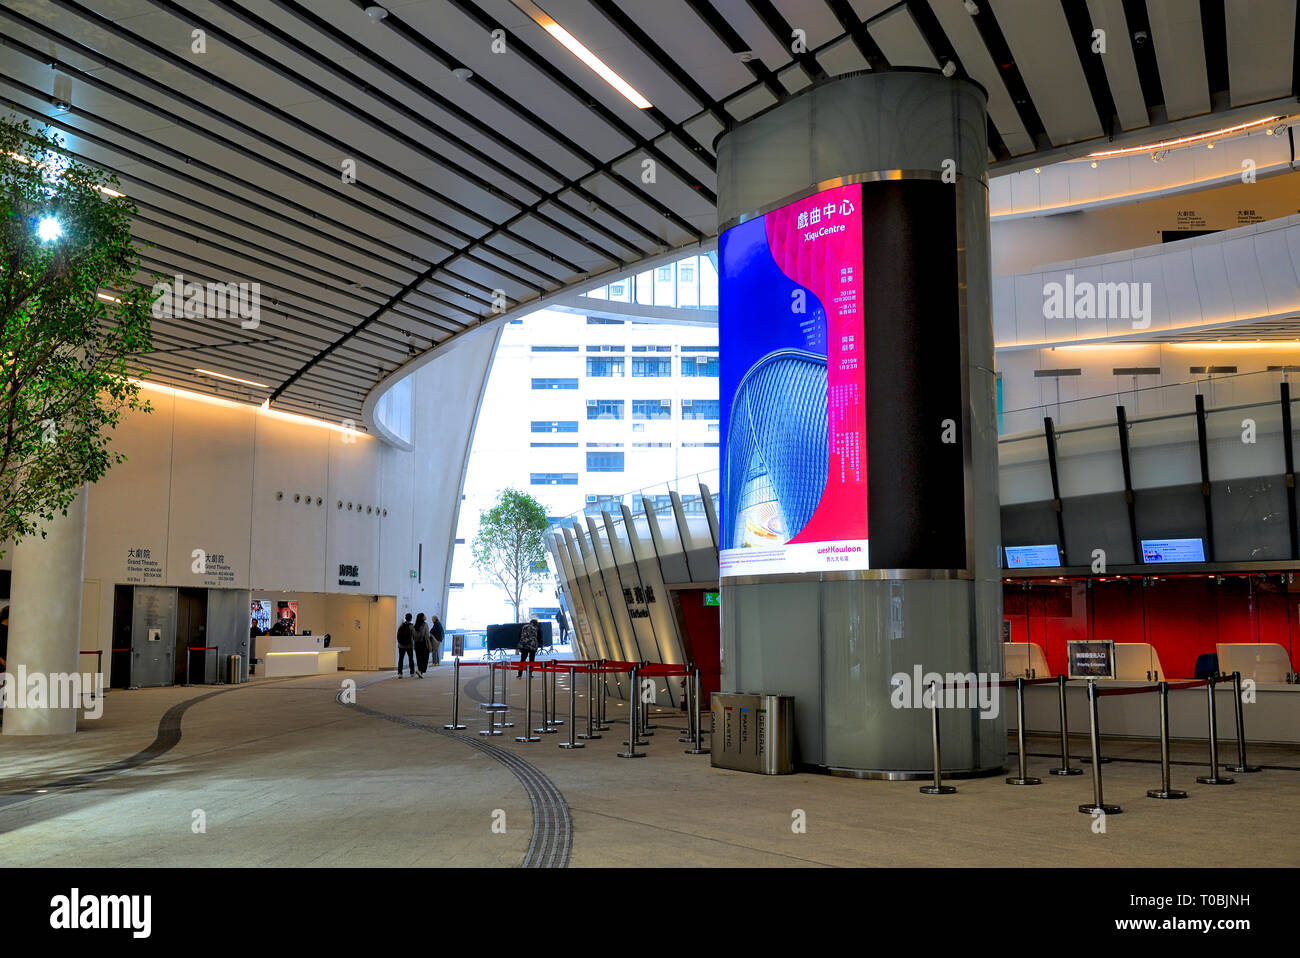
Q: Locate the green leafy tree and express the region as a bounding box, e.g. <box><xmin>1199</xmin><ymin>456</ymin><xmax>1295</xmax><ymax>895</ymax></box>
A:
<box><xmin>0</xmin><ymin>114</ymin><xmax>153</xmax><ymax>549</ymax></box>
<box><xmin>471</xmin><ymin>488</ymin><xmax>549</xmax><ymax>623</ymax></box>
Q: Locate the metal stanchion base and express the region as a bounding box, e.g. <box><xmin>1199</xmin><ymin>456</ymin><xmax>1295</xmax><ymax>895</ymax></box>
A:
<box><xmin>684</xmin><ymin>747</ymin><xmax>708</xmax><ymax>755</ymax></box>
<box><xmin>576</xmin><ymin>732</ymin><xmax>601</xmax><ymax>740</ymax></box>
<box><xmin>558</xmin><ymin>741</ymin><xmax>585</xmax><ymax>749</ymax></box>
<box><xmin>1005</xmin><ymin>776</ymin><xmax>1042</xmax><ymax>785</ymax></box>
<box><xmin>478</xmin><ymin>730</ymin><xmax>503</xmax><ymax>736</ymax></box>
<box><xmin>919</xmin><ymin>784</ymin><xmax>957</xmax><ymax>795</ymax></box>
<box><xmin>443</xmin><ymin>724</ymin><xmax>467</xmax><ymax>730</ymax></box>
<box><xmin>535</xmin><ymin>727</ymin><xmax>558</xmax><ymax>734</ymax></box>
<box><xmin>622</xmin><ymin>738</ymin><xmax>650</xmax><ymax>747</ymax></box>
<box><xmin>1147</xmin><ymin>788</ymin><xmax>1188</xmax><ymax>799</ymax></box>
<box><xmin>1225</xmin><ymin>764</ymin><xmax>1261</xmax><ymax>773</ymax></box>
<box><xmin>515</xmin><ymin>734</ymin><xmax>541</xmax><ymax>742</ymax></box>
<box><xmin>1078</xmin><ymin>803</ymin><xmax>1122</xmax><ymax>814</ymax></box>
<box><xmin>501</xmin><ymin>721</ymin><xmax>515</xmax><ymax>728</ymax></box>
<box><xmin>1195</xmin><ymin>774</ymin><xmax>1235</xmax><ymax>785</ymax></box>
<box><xmin>1049</xmin><ymin>767</ymin><xmax>1084</xmax><ymax>776</ymax></box>
<box><xmin>548</xmin><ymin>720</ymin><xmax>565</xmax><ymax>726</ymax></box>
<box><xmin>594</xmin><ymin>723</ymin><xmax>611</xmax><ymax>731</ymax></box>
<box><xmin>616</xmin><ymin>751</ymin><xmax>647</xmax><ymax>758</ymax></box>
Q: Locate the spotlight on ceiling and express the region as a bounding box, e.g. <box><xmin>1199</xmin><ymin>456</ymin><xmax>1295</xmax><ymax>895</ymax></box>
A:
<box><xmin>963</xmin><ymin>0</ymin><xmax>980</xmax><ymax>14</ymax></box>
<box><xmin>36</xmin><ymin>216</ymin><xmax>61</xmax><ymax>242</ymax></box>
<box><xmin>53</xmin><ymin>101</ymin><xmax>71</xmax><ymax>113</ymax></box>
<box><xmin>451</xmin><ymin>66</ymin><xmax>474</xmax><ymax>81</ymax></box>
<box><xmin>1090</xmin><ymin>160</ymin><xmax>1098</xmax><ymax>168</ymax></box>
<box><xmin>365</xmin><ymin>5</ymin><xmax>388</xmax><ymax>20</ymax></box>
<box><xmin>941</xmin><ymin>60</ymin><xmax>957</xmax><ymax>77</ymax></box>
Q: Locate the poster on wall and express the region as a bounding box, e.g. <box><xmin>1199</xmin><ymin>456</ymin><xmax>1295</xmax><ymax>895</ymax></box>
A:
<box><xmin>718</xmin><ymin>180</ymin><xmax>966</xmax><ymax>578</ymax></box>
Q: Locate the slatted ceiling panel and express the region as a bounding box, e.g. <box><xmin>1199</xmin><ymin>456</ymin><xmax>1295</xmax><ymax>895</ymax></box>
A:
<box><xmin>926</xmin><ymin>0</ymin><xmax>1034</xmax><ymax>156</ymax></box>
<box><xmin>815</xmin><ymin>34</ymin><xmax>873</xmax><ymax>75</ymax></box>
<box><xmin>773</xmin><ymin>0</ymin><xmax>845</xmax><ymax>47</ymax></box>
<box><xmin>867</xmin><ymin>6</ymin><xmax>939</xmax><ymax>69</ymax></box>
<box><xmin>1145</xmin><ymin>0</ymin><xmax>1212</xmax><ymax>120</ymax></box>
<box><xmin>708</xmin><ymin>0</ymin><xmax>795</xmax><ymax>66</ymax></box>
<box><xmin>1225</xmin><ymin>0</ymin><xmax>1298</xmax><ymax>105</ymax></box>
<box><xmin>989</xmin><ymin>0</ymin><xmax>1103</xmax><ymax>146</ymax></box>
<box><xmin>776</xmin><ymin>62</ymin><xmax>814</xmax><ymax>93</ymax></box>
<box><xmin>632</xmin><ymin>0</ymin><xmax>757</xmax><ymax>101</ymax></box>
<box><xmin>849</xmin><ymin>0</ymin><xmax>903</xmax><ymax>21</ymax></box>
<box><xmin>722</xmin><ymin>82</ymin><xmax>781</xmax><ymax>121</ymax></box>
<box><xmin>1084</xmin><ymin>0</ymin><xmax>1148</xmax><ymax>130</ymax></box>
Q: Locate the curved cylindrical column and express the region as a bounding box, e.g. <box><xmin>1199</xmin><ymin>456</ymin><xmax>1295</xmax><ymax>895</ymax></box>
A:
<box><xmin>2</xmin><ymin>487</ymin><xmax>89</xmax><ymax>736</ymax></box>
<box><xmin>716</xmin><ymin>70</ymin><xmax>1002</xmax><ymax>776</ymax></box>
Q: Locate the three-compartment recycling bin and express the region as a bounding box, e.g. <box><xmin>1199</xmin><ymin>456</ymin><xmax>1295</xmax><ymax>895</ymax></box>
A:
<box><xmin>710</xmin><ymin>693</ymin><xmax>795</xmax><ymax>774</ymax></box>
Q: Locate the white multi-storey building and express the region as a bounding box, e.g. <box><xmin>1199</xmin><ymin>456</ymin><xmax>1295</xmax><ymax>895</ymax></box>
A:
<box><xmin>448</xmin><ymin>257</ymin><xmax>720</xmax><ymax>631</ymax></box>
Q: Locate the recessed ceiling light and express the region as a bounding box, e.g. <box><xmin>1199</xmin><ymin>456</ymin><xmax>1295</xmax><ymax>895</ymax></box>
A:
<box><xmin>365</xmin><ymin>5</ymin><xmax>388</xmax><ymax>20</ymax></box>
<box><xmin>1090</xmin><ymin>160</ymin><xmax>1098</xmax><ymax>168</ymax></box>
<box><xmin>451</xmin><ymin>66</ymin><xmax>474</xmax><ymax>81</ymax></box>
<box><xmin>194</xmin><ymin>368</ymin><xmax>270</xmax><ymax>389</ymax></box>
<box><xmin>737</xmin><ymin>50</ymin><xmax>755</xmax><ymax>62</ymax></box>
<box><xmin>512</xmin><ymin>0</ymin><xmax>652</xmax><ymax>109</ymax></box>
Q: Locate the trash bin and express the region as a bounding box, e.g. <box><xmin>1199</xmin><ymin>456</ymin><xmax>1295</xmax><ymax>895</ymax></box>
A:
<box><xmin>227</xmin><ymin>654</ymin><xmax>243</xmax><ymax>685</ymax></box>
<box><xmin>710</xmin><ymin>693</ymin><xmax>795</xmax><ymax>774</ymax></box>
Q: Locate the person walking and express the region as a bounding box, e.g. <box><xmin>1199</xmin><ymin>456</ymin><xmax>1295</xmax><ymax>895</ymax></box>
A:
<box><xmin>430</xmin><ymin>614</ymin><xmax>445</xmax><ymax>666</ymax></box>
<box><xmin>396</xmin><ymin>613</ymin><xmax>415</xmax><ymax>677</ymax></box>
<box><xmin>517</xmin><ymin>617</ymin><xmax>540</xmax><ymax>679</ymax></box>
<box><xmin>555</xmin><ymin>608</ymin><xmax>569</xmax><ymax>645</ymax></box>
<box><xmin>412</xmin><ymin>613</ymin><xmax>432</xmax><ymax>678</ymax></box>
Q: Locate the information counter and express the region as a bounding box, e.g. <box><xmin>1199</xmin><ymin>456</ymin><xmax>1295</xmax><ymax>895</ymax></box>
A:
<box><xmin>262</xmin><ymin>635</ymin><xmax>349</xmax><ymax>677</ymax></box>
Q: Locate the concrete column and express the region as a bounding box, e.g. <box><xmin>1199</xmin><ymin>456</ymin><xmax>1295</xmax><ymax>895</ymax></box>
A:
<box><xmin>2</xmin><ymin>486</ymin><xmax>88</xmax><ymax>736</ymax></box>
<box><xmin>716</xmin><ymin>70</ymin><xmax>1003</xmax><ymax>776</ymax></box>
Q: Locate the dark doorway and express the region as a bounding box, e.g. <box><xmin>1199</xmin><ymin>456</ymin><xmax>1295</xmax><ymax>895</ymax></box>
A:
<box><xmin>111</xmin><ymin>585</ymin><xmax>133</xmax><ymax>689</ymax></box>
<box><xmin>176</xmin><ymin>588</ymin><xmax>210</xmax><ymax>684</ymax></box>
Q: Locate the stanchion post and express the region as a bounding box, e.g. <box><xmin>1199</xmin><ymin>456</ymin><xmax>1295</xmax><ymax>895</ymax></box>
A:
<box><xmin>516</xmin><ymin>664</ymin><xmax>540</xmax><ymax>742</ymax></box>
<box><xmin>184</xmin><ymin>646</ymin><xmax>191</xmax><ymax>688</ymax></box>
<box><xmin>479</xmin><ymin>664</ymin><xmax>503</xmax><ymax>737</ymax></box>
<box><xmin>499</xmin><ymin>662</ymin><xmax>514</xmax><ymax>728</ymax></box>
<box><xmin>535</xmin><ymin>663</ymin><xmax>557</xmax><ymax>734</ymax></box>
<box><xmin>685</xmin><ymin>667</ymin><xmax>707</xmax><ymax>755</ymax></box>
<box><xmin>444</xmin><ymin>658</ymin><xmax>466</xmax><ymax>730</ymax></box>
<box><xmin>596</xmin><ymin>660</ymin><xmax>610</xmax><ymax>730</ymax></box>
<box><xmin>680</xmin><ymin>669</ymin><xmax>695</xmax><ymax>743</ymax></box>
<box><xmin>919</xmin><ymin>679</ymin><xmax>955</xmax><ymax>794</ymax></box>
<box><xmin>1049</xmin><ymin>674</ymin><xmax>1082</xmax><ymax>776</ymax></box>
<box><xmin>547</xmin><ymin>662</ymin><xmax>563</xmax><ymax>726</ymax></box>
<box><xmin>1225</xmin><ymin>671</ymin><xmax>1261</xmax><ymax>773</ymax></box>
<box><xmin>618</xmin><ymin>667</ymin><xmax>647</xmax><ymax>758</ymax></box>
<box><xmin>577</xmin><ymin>667</ymin><xmax>600</xmax><ymax>740</ymax></box>
<box><xmin>559</xmin><ymin>666</ymin><xmax>584</xmax><ymax>749</ymax></box>
<box><xmin>1147</xmin><ymin>681</ymin><xmax>1187</xmax><ymax>799</ymax></box>
<box><xmin>1078</xmin><ymin>680</ymin><xmax>1121</xmax><ymax>814</ymax></box>
<box><xmin>638</xmin><ymin>666</ymin><xmax>655</xmax><ymax>736</ymax></box>
<box><xmin>1196</xmin><ymin>678</ymin><xmax>1235</xmax><ymax>785</ymax></box>
<box><xmin>1006</xmin><ymin>677</ymin><xmax>1042</xmax><ymax>785</ymax></box>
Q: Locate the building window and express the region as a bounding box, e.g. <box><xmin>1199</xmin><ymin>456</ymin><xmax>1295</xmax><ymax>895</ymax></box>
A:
<box><xmin>633</xmin><ymin>442</ymin><xmax>671</xmax><ymax>447</ymax></box>
<box><xmin>680</xmin><ymin>345</ymin><xmax>718</xmax><ymax>352</ymax></box>
<box><xmin>530</xmin><ymin>442</ymin><xmax>579</xmax><ymax>448</ymax></box>
<box><xmin>656</xmin><ymin>265</ymin><xmax>673</xmax><ymax>281</ymax></box>
<box><xmin>632</xmin><ymin>357</ymin><xmax>672</xmax><ymax>377</ymax></box>
<box><xmin>531</xmin><ymin>473</ymin><xmax>579</xmax><ymax>485</ymax></box>
<box><xmin>681</xmin><ymin>399</ymin><xmax>720</xmax><ymax>420</ymax></box>
<box><xmin>449</xmin><ymin>582</ymin><xmax>465</xmax><ymax>588</ymax></box>
<box><xmin>631</xmin><ymin>345</ymin><xmax>672</xmax><ymax>352</ymax></box>
<box><xmin>586</xmin><ymin>442</ymin><xmax>623</xmax><ymax>448</ymax></box>
<box><xmin>531</xmin><ymin>420</ymin><xmax>578</xmax><ymax>433</ymax></box>
<box><xmin>586</xmin><ymin>344</ymin><xmax>625</xmax><ymax>352</ymax></box>
<box><xmin>586</xmin><ymin>357</ymin><xmax>624</xmax><ymax>377</ymax></box>
<box><xmin>530</xmin><ymin>345</ymin><xmax>579</xmax><ymax>352</ymax></box>
<box><xmin>681</xmin><ymin>442</ymin><xmax>720</xmax><ymax>447</ymax></box>
<box><xmin>587</xmin><ymin>317</ymin><xmax>624</xmax><ymax>324</ymax></box>
<box><xmin>679</xmin><ymin>263</ymin><xmax>695</xmax><ymax>282</ymax></box>
<box><xmin>586</xmin><ymin>399</ymin><xmax>624</xmax><ymax>420</ymax></box>
<box><xmin>586</xmin><ymin>452</ymin><xmax>625</xmax><ymax>472</ymax></box>
<box><xmin>680</xmin><ymin>355</ymin><xmax>719</xmax><ymax>377</ymax></box>
<box><xmin>532</xmin><ymin>378</ymin><xmax>578</xmax><ymax>390</ymax></box>
<box><xmin>632</xmin><ymin>399</ymin><xmax>672</xmax><ymax>420</ymax></box>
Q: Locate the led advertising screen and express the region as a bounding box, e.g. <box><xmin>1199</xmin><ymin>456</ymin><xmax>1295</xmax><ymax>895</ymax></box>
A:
<box><xmin>719</xmin><ymin>180</ymin><xmax>965</xmax><ymax>578</ymax></box>
<box><xmin>1141</xmin><ymin>538</ymin><xmax>1206</xmax><ymax>563</ymax></box>
<box><xmin>1005</xmin><ymin>545</ymin><xmax>1062</xmax><ymax>569</ymax></box>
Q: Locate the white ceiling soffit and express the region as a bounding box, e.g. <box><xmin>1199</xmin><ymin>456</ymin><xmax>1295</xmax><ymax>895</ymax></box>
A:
<box><xmin>1</xmin><ymin>0</ymin><xmax>1293</xmax><ymax>432</ymax></box>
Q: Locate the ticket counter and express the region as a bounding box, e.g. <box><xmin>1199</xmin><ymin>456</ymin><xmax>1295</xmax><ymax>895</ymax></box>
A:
<box><xmin>262</xmin><ymin>635</ymin><xmax>349</xmax><ymax>677</ymax></box>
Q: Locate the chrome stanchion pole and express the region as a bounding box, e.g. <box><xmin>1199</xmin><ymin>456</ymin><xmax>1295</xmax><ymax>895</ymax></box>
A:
<box><xmin>535</xmin><ymin>663</ymin><xmax>557</xmax><ymax>734</ymax></box>
<box><xmin>547</xmin><ymin>661</ymin><xmax>564</xmax><ymax>727</ymax></box>
<box><xmin>577</xmin><ymin>667</ymin><xmax>601</xmax><ymax>740</ymax></box>
<box><xmin>1078</xmin><ymin>680</ymin><xmax>1121</xmax><ymax>814</ymax></box>
<box><xmin>559</xmin><ymin>666</ymin><xmax>584</xmax><ymax>748</ymax></box>
<box><xmin>618</xmin><ymin>667</ymin><xmax>647</xmax><ymax>758</ymax></box>
<box><xmin>685</xmin><ymin>668</ymin><xmax>707</xmax><ymax>755</ymax></box>
<box><xmin>499</xmin><ymin>661</ymin><xmax>514</xmax><ymax>728</ymax></box>
<box><xmin>680</xmin><ymin>670</ymin><xmax>695</xmax><ymax>743</ymax></box>
<box><xmin>596</xmin><ymin>660</ymin><xmax>610</xmax><ymax>730</ymax></box>
<box><xmin>516</xmin><ymin>664</ymin><xmax>540</xmax><ymax>742</ymax></box>
<box><xmin>638</xmin><ymin>667</ymin><xmax>655</xmax><ymax>737</ymax></box>
<box><xmin>1225</xmin><ymin>670</ymin><xmax>1261</xmax><ymax>773</ymax></box>
<box><xmin>1196</xmin><ymin>678</ymin><xmax>1235</xmax><ymax>785</ymax></box>
<box><xmin>444</xmin><ymin>658</ymin><xmax>467</xmax><ymax>730</ymax></box>
<box><xmin>1006</xmin><ymin>677</ymin><xmax>1042</xmax><ymax>785</ymax></box>
<box><xmin>1147</xmin><ymin>681</ymin><xmax>1187</xmax><ymax>799</ymax></box>
<box><xmin>479</xmin><ymin>665</ymin><xmax>503</xmax><ymax>737</ymax></box>
<box><xmin>1049</xmin><ymin>674</ymin><xmax>1082</xmax><ymax>776</ymax></box>
<box><xmin>919</xmin><ymin>679</ymin><xmax>955</xmax><ymax>794</ymax></box>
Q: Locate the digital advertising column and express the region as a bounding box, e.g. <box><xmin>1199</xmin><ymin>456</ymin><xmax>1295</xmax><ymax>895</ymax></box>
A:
<box><xmin>716</xmin><ymin>70</ymin><xmax>1003</xmax><ymax>776</ymax></box>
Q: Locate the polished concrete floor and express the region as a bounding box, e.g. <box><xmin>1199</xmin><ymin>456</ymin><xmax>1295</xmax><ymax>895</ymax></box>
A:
<box><xmin>1</xmin><ymin>663</ymin><xmax>1297</xmax><ymax>867</ymax></box>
